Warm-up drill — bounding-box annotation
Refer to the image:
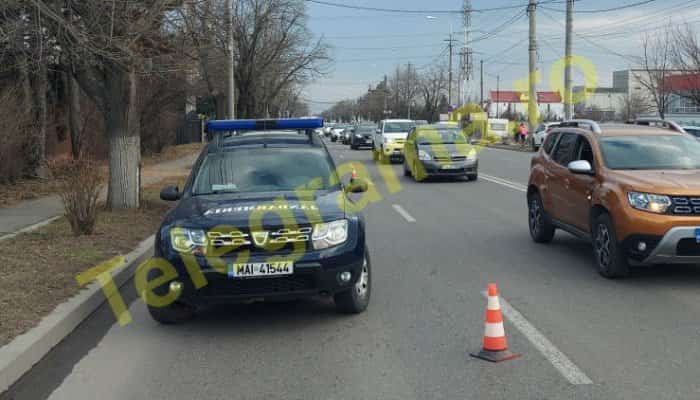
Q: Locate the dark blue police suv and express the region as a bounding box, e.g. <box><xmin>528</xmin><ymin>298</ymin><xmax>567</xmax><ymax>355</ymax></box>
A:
<box><xmin>149</xmin><ymin>118</ymin><xmax>371</xmax><ymax>323</ymax></box>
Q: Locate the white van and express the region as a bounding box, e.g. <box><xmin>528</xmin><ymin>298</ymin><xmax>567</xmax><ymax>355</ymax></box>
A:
<box><xmin>487</xmin><ymin>118</ymin><xmax>509</xmax><ymax>139</ymax></box>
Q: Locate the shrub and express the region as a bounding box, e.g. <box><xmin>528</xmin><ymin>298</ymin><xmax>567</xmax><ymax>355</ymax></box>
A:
<box><xmin>48</xmin><ymin>158</ymin><xmax>102</xmax><ymax>236</ymax></box>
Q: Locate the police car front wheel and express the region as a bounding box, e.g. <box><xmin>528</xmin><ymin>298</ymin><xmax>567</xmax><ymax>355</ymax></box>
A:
<box><xmin>334</xmin><ymin>250</ymin><xmax>371</xmax><ymax>314</ymax></box>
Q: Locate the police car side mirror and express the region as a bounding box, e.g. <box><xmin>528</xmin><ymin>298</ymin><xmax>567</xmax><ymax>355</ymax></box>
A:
<box><xmin>160</xmin><ymin>186</ymin><xmax>181</xmax><ymax>201</ymax></box>
<box><xmin>345</xmin><ymin>178</ymin><xmax>368</xmax><ymax>194</ymax></box>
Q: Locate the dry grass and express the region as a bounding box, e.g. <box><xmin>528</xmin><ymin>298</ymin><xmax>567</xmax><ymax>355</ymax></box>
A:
<box><xmin>0</xmin><ymin>174</ymin><xmax>187</xmax><ymax>347</ymax></box>
<box><xmin>0</xmin><ymin>142</ymin><xmax>202</xmax><ymax>208</ymax></box>
<box><xmin>142</xmin><ymin>142</ymin><xmax>203</xmax><ymax>167</ymax></box>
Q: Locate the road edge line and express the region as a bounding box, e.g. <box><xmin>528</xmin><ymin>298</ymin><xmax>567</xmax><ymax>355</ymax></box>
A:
<box><xmin>480</xmin><ymin>174</ymin><xmax>528</xmax><ymax>192</ymax></box>
<box><xmin>0</xmin><ymin>236</ymin><xmax>155</xmax><ymax>395</ymax></box>
<box><xmin>481</xmin><ymin>291</ymin><xmax>593</xmax><ymax>385</ymax></box>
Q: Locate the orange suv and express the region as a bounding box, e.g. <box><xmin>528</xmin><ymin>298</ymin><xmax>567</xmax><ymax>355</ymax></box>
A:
<box><xmin>527</xmin><ymin>120</ymin><xmax>700</xmax><ymax>278</ymax></box>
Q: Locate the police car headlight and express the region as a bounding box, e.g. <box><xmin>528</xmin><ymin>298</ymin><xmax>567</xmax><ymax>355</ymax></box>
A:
<box><xmin>170</xmin><ymin>227</ymin><xmax>208</xmax><ymax>254</ymax></box>
<box><xmin>355</xmin><ymin>134</ymin><xmax>363</xmax><ymax>138</ymax></box>
<box><xmin>312</xmin><ymin>219</ymin><xmax>348</xmax><ymax>250</ymax></box>
<box><xmin>466</xmin><ymin>149</ymin><xmax>477</xmax><ymax>161</ymax></box>
<box><xmin>418</xmin><ymin>150</ymin><xmax>432</xmax><ymax>161</ymax></box>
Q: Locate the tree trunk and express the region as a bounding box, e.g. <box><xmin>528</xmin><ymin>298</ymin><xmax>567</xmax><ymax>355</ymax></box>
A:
<box><xmin>104</xmin><ymin>68</ymin><xmax>141</xmax><ymax>209</ymax></box>
<box><xmin>32</xmin><ymin>61</ymin><xmax>48</xmax><ymax>178</ymax></box>
<box><xmin>66</xmin><ymin>66</ymin><xmax>82</xmax><ymax>158</ymax></box>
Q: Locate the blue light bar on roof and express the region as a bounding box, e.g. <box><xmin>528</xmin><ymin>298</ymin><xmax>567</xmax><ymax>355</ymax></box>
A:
<box><xmin>207</xmin><ymin>118</ymin><xmax>324</xmax><ymax>132</ymax></box>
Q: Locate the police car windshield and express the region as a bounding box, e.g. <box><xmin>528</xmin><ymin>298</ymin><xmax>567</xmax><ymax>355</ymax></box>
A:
<box><xmin>192</xmin><ymin>148</ymin><xmax>337</xmax><ymax>195</ymax></box>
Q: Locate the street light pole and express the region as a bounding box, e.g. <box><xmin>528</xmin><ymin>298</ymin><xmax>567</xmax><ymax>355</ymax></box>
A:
<box><xmin>226</xmin><ymin>0</ymin><xmax>236</xmax><ymax>119</ymax></box>
<box><xmin>527</xmin><ymin>0</ymin><xmax>538</xmax><ymax>133</ymax></box>
<box><xmin>564</xmin><ymin>0</ymin><xmax>574</xmax><ymax>120</ymax></box>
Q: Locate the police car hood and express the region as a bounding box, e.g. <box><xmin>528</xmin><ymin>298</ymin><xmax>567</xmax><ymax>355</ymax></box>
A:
<box><xmin>165</xmin><ymin>190</ymin><xmax>346</xmax><ymax>228</ymax></box>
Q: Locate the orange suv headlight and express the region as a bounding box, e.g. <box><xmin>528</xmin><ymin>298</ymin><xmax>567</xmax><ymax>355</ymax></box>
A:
<box><xmin>627</xmin><ymin>192</ymin><xmax>672</xmax><ymax>214</ymax></box>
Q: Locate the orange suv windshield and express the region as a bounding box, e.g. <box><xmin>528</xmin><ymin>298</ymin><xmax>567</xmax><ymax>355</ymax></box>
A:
<box><xmin>599</xmin><ymin>135</ymin><xmax>700</xmax><ymax>170</ymax></box>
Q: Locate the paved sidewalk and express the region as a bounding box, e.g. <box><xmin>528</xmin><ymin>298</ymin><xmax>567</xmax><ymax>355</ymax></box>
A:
<box><xmin>0</xmin><ymin>154</ymin><xmax>197</xmax><ymax>239</ymax></box>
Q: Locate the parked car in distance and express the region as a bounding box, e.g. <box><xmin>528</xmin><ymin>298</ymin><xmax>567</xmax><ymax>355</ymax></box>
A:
<box><xmin>330</xmin><ymin>125</ymin><xmax>346</xmax><ymax>142</ymax></box>
<box><xmin>414</xmin><ymin>120</ymin><xmax>429</xmax><ymax>126</ymax></box>
<box><xmin>341</xmin><ymin>125</ymin><xmax>355</xmax><ymax>145</ymax></box>
<box><xmin>533</xmin><ymin>122</ymin><xmax>560</xmax><ymax>149</ymax></box>
<box><xmin>527</xmin><ymin>120</ymin><xmax>700</xmax><ymax>279</ymax></box>
<box><xmin>681</xmin><ymin>125</ymin><xmax>700</xmax><ymax>140</ymax></box>
<box><xmin>350</xmin><ymin>125</ymin><xmax>375</xmax><ymax>149</ymax></box>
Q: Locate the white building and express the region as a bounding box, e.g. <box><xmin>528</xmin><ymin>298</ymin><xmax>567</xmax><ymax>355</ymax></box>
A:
<box><xmin>488</xmin><ymin>91</ymin><xmax>564</xmax><ymax>121</ymax></box>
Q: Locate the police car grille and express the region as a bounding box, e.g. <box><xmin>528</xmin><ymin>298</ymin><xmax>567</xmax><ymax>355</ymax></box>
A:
<box><xmin>208</xmin><ymin>227</ymin><xmax>313</xmax><ymax>252</ymax></box>
<box><xmin>670</xmin><ymin>197</ymin><xmax>700</xmax><ymax>215</ymax></box>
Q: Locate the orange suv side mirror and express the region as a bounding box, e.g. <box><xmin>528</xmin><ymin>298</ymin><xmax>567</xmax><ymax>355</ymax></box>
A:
<box><xmin>568</xmin><ymin>160</ymin><xmax>594</xmax><ymax>175</ymax></box>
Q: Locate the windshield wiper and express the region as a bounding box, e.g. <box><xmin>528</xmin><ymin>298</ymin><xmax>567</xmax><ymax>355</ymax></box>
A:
<box><xmin>194</xmin><ymin>189</ymin><xmax>240</xmax><ymax>196</ymax></box>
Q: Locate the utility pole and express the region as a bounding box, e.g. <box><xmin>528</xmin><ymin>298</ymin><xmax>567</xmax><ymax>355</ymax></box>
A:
<box><xmin>383</xmin><ymin>75</ymin><xmax>389</xmax><ymax>117</ymax></box>
<box><xmin>527</xmin><ymin>0</ymin><xmax>538</xmax><ymax>133</ymax></box>
<box><xmin>226</xmin><ymin>0</ymin><xmax>236</xmax><ymax>119</ymax></box>
<box><xmin>445</xmin><ymin>33</ymin><xmax>457</xmax><ymax>108</ymax></box>
<box><xmin>462</xmin><ymin>0</ymin><xmax>473</xmax><ymax>106</ymax></box>
<box><xmin>406</xmin><ymin>62</ymin><xmax>413</xmax><ymax>119</ymax></box>
<box><xmin>480</xmin><ymin>60</ymin><xmax>484</xmax><ymax>106</ymax></box>
<box><xmin>496</xmin><ymin>74</ymin><xmax>500</xmax><ymax>118</ymax></box>
<box><xmin>564</xmin><ymin>0</ymin><xmax>574</xmax><ymax>120</ymax></box>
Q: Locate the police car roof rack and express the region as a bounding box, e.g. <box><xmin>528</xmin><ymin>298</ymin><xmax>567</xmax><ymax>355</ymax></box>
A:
<box><xmin>206</xmin><ymin>118</ymin><xmax>324</xmax><ymax>148</ymax></box>
<box><xmin>558</xmin><ymin>119</ymin><xmax>603</xmax><ymax>134</ymax></box>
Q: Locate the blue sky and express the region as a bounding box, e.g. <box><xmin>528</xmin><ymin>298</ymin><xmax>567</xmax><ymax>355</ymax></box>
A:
<box><xmin>303</xmin><ymin>0</ymin><xmax>700</xmax><ymax>113</ymax></box>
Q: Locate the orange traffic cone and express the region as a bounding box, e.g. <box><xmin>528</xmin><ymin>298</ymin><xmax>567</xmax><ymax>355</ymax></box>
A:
<box><xmin>470</xmin><ymin>283</ymin><xmax>521</xmax><ymax>362</ymax></box>
<box><xmin>351</xmin><ymin>165</ymin><xmax>358</xmax><ymax>181</ymax></box>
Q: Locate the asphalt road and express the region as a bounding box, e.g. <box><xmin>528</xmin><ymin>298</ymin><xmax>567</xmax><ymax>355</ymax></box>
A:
<box><xmin>4</xmin><ymin>140</ymin><xmax>700</xmax><ymax>400</ymax></box>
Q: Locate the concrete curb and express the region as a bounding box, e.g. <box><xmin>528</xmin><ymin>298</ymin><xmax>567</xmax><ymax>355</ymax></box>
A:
<box><xmin>0</xmin><ymin>235</ymin><xmax>155</xmax><ymax>394</ymax></box>
<box><xmin>486</xmin><ymin>144</ymin><xmax>536</xmax><ymax>153</ymax></box>
<box><xmin>0</xmin><ymin>216</ymin><xmax>62</xmax><ymax>242</ymax></box>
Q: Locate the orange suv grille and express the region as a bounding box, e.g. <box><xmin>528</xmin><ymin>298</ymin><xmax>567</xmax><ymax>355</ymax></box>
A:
<box><xmin>671</xmin><ymin>197</ymin><xmax>700</xmax><ymax>215</ymax></box>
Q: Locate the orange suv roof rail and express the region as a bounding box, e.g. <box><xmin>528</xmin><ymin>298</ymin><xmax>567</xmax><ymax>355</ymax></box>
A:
<box><xmin>627</xmin><ymin>118</ymin><xmax>687</xmax><ymax>134</ymax></box>
<box><xmin>558</xmin><ymin>119</ymin><xmax>603</xmax><ymax>134</ymax></box>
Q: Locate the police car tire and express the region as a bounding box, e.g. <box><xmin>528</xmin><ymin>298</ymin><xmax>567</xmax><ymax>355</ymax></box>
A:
<box><xmin>334</xmin><ymin>250</ymin><xmax>371</xmax><ymax>314</ymax></box>
<box><xmin>403</xmin><ymin>161</ymin><xmax>411</xmax><ymax>177</ymax></box>
<box><xmin>147</xmin><ymin>302</ymin><xmax>194</xmax><ymax>325</ymax></box>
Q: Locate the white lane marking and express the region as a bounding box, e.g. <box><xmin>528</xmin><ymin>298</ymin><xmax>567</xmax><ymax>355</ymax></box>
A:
<box><xmin>392</xmin><ymin>204</ymin><xmax>416</xmax><ymax>222</ymax></box>
<box><xmin>480</xmin><ymin>173</ymin><xmax>527</xmax><ymax>193</ymax></box>
<box><xmin>481</xmin><ymin>291</ymin><xmax>593</xmax><ymax>385</ymax></box>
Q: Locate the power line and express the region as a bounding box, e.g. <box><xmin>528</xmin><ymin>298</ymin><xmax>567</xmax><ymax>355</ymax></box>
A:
<box><xmin>541</xmin><ymin>0</ymin><xmax>657</xmax><ymax>13</ymax></box>
<box><xmin>304</xmin><ymin>0</ymin><xmax>570</xmax><ymax>15</ymax></box>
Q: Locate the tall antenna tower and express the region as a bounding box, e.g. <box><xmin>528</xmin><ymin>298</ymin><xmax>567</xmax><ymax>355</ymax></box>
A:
<box><xmin>461</xmin><ymin>0</ymin><xmax>473</xmax><ymax>105</ymax></box>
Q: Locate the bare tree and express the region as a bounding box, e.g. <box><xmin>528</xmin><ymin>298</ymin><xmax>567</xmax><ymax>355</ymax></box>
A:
<box><xmin>420</xmin><ymin>64</ymin><xmax>448</xmax><ymax>122</ymax></box>
<box><xmin>230</xmin><ymin>0</ymin><xmax>329</xmax><ymax>118</ymax></box>
<box><xmin>635</xmin><ymin>29</ymin><xmax>674</xmax><ymax>119</ymax></box>
<box><xmin>34</xmin><ymin>0</ymin><xmax>183</xmax><ymax>209</ymax></box>
<box><xmin>0</xmin><ymin>1</ymin><xmax>54</xmax><ymax>177</ymax></box>
<box><xmin>619</xmin><ymin>91</ymin><xmax>651</xmax><ymax>121</ymax></box>
<box><xmin>672</xmin><ymin>23</ymin><xmax>700</xmax><ymax>107</ymax></box>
